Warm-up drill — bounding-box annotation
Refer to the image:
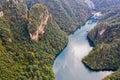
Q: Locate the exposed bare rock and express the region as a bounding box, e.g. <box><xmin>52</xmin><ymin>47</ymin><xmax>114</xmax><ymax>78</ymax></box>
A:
<box><xmin>26</xmin><ymin>0</ymin><xmax>91</xmax><ymax>33</ymax></box>
<box><xmin>0</xmin><ymin>11</ymin><xmax>4</xmax><ymax>17</ymax></box>
<box><xmin>29</xmin><ymin>9</ymin><xmax>50</xmax><ymax>42</ymax></box>
<box><xmin>85</xmin><ymin>0</ymin><xmax>95</xmax><ymax>9</ymax></box>
<box><xmin>99</xmin><ymin>29</ymin><xmax>106</xmax><ymax>36</ymax></box>
<box><xmin>8</xmin><ymin>38</ymin><xmax>12</xmax><ymax>43</ymax></box>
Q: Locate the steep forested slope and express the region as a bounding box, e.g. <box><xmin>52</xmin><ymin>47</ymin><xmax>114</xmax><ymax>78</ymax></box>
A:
<box><xmin>0</xmin><ymin>0</ymin><xmax>67</xmax><ymax>79</ymax></box>
<box><xmin>26</xmin><ymin>0</ymin><xmax>91</xmax><ymax>33</ymax></box>
<box><xmin>92</xmin><ymin>0</ymin><xmax>120</xmax><ymax>10</ymax></box>
<box><xmin>82</xmin><ymin>0</ymin><xmax>120</xmax><ymax>80</ymax></box>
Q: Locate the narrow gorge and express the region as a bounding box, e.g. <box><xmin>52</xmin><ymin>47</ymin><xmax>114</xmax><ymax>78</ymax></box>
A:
<box><xmin>0</xmin><ymin>0</ymin><xmax>120</xmax><ymax>80</ymax></box>
<box><xmin>53</xmin><ymin>13</ymin><xmax>112</xmax><ymax>80</ymax></box>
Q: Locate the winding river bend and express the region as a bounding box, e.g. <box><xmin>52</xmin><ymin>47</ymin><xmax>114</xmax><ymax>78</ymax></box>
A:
<box><xmin>53</xmin><ymin>17</ymin><xmax>112</xmax><ymax>80</ymax></box>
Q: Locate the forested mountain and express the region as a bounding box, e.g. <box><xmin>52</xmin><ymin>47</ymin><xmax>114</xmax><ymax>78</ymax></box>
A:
<box><xmin>0</xmin><ymin>0</ymin><xmax>91</xmax><ymax>79</ymax></box>
<box><xmin>0</xmin><ymin>0</ymin><xmax>68</xmax><ymax>79</ymax></box>
<box><xmin>1</xmin><ymin>0</ymin><xmax>120</xmax><ymax>80</ymax></box>
<box><xmin>26</xmin><ymin>0</ymin><xmax>91</xmax><ymax>33</ymax></box>
<box><xmin>83</xmin><ymin>0</ymin><xmax>120</xmax><ymax>80</ymax></box>
<box><xmin>92</xmin><ymin>0</ymin><xmax>120</xmax><ymax>10</ymax></box>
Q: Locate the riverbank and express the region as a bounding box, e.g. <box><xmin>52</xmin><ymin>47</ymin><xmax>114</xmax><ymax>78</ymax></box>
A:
<box><xmin>82</xmin><ymin>60</ymin><xmax>115</xmax><ymax>72</ymax></box>
<box><xmin>53</xmin><ymin>17</ymin><xmax>112</xmax><ymax>80</ymax></box>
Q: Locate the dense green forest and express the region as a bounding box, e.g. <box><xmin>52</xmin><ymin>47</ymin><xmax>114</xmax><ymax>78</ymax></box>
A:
<box><xmin>92</xmin><ymin>0</ymin><xmax>120</xmax><ymax>10</ymax></box>
<box><xmin>83</xmin><ymin>0</ymin><xmax>120</xmax><ymax>80</ymax></box>
<box><xmin>0</xmin><ymin>0</ymin><xmax>68</xmax><ymax>79</ymax></box>
<box><xmin>26</xmin><ymin>0</ymin><xmax>91</xmax><ymax>34</ymax></box>
<box><xmin>0</xmin><ymin>0</ymin><xmax>120</xmax><ymax>80</ymax></box>
<box><xmin>0</xmin><ymin>0</ymin><xmax>93</xmax><ymax>79</ymax></box>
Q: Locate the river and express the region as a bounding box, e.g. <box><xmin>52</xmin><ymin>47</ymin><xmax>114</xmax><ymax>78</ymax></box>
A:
<box><xmin>53</xmin><ymin>17</ymin><xmax>112</xmax><ymax>80</ymax></box>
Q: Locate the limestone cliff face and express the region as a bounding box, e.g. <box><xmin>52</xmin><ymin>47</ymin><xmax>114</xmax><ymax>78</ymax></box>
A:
<box><xmin>29</xmin><ymin>10</ymin><xmax>50</xmax><ymax>41</ymax></box>
<box><xmin>28</xmin><ymin>4</ymin><xmax>51</xmax><ymax>41</ymax></box>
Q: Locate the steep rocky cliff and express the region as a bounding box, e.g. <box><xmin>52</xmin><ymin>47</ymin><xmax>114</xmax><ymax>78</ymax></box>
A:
<box><xmin>28</xmin><ymin>4</ymin><xmax>51</xmax><ymax>41</ymax></box>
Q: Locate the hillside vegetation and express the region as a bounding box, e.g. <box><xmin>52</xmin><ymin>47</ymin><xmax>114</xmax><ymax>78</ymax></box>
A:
<box><xmin>0</xmin><ymin>0</ymin><xmax>68</xmax><ymax>79</ymax></box>
<box><xmin>92</xmin><ymin>0</ymin><xmax>120</xmax><ymax>10</ymax></box>
<box><xmin>26</xmin><ymin>0</ymin><xmax>91</xmax><ymax>33</ymax></box>
<box><xmin>82</xmin><ymin>1</ymin><xmax>120</xmax><ymax>80</ymax></box>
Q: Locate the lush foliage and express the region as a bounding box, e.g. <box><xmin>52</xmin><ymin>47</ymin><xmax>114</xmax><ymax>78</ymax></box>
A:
<box><xmin>28</xmin><ymin>4</ymin><xmax>45</xmax><ymax>34</ymax></box>
<box><xmin>92</xmin><ymin>0</ymin><xmax>120</xmax><ymax>10</ymax></box>
<box><xmin>0</xmin><ymin>0</ymin><xmax>68</xmax><ymax>79</ymax></box>
<box><xmin>26</xmin><ymin>0</ymin><xmax>91</xmax><ymax>34</ymax></box>
<box><xmin>82</xmin><ymin>2</ymin><xmax>120</xmax><ymax>80</ymax></box>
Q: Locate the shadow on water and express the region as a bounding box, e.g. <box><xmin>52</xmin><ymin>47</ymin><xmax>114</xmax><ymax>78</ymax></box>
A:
<box><xmin>87</xmin><ymin>36</ymin><xmax>95</xmax><ymax>47</ymax></box>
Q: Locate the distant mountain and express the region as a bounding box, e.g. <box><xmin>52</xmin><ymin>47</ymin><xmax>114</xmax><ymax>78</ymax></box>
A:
<box><xmin>92</xmin><ymin>0</ymin><xmax>120</xmax><ymax>10</ymax></box>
